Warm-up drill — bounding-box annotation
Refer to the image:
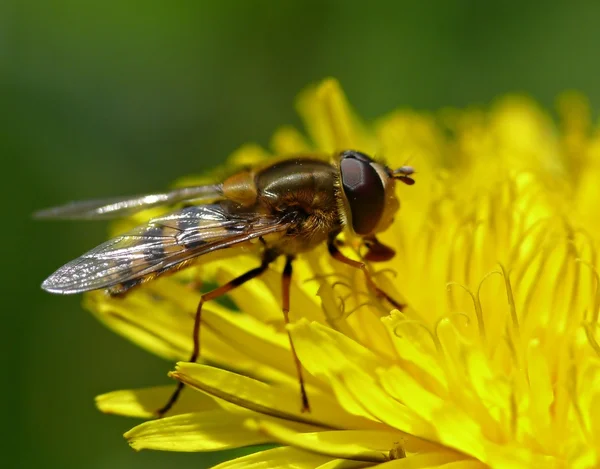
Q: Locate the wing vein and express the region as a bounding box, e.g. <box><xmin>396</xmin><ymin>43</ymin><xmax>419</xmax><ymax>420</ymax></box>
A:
<box><xmin>41</xmin><ymin>204</ymin><xmax>292</xmax><ymax>294</ymax></box>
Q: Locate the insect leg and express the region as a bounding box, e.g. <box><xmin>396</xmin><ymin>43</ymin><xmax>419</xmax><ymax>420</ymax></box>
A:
<box><xmin>157</xmin><ymin>251</ymin><xmax>277</xmax><ymax>417</ymax></box>
<box><xmin>282</xmin><ymin>256</ymin><xmax>310</xmax><ymax>413</ymax></box>
<box><xmin>327</xmin><ymin>239</ymin><xmax>405</xmax><ymax>311</ymax></box>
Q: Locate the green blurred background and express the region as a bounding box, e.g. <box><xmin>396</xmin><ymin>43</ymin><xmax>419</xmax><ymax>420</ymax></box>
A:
<box><xmin>3</xmin><ymin>0</ymin><xmax>599</xmax><ymax>467</ymax></box>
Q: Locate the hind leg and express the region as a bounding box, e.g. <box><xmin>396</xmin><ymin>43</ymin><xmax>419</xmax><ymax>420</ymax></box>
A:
<box><xmin>157</xmin><ymin>251</ymin><xmax>277</xmax><ymax>416</ymax></box>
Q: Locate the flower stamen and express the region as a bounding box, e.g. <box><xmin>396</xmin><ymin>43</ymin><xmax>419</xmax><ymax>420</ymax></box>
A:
<box><xmin>447</xmin><ymin>282</ymin><xmax>487</xmax><ymax>342</ymax></box>
<box><xmin>498</xmin><ymin>265</ymin><xmax>520</xmax><ymax>338</ymax></box>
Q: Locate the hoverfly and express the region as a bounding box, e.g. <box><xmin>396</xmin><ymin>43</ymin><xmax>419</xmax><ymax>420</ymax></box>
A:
<box><xmin>37</xmin><ymin>150</ymin><xmax>415</xmax><ymax>415</ymax></box>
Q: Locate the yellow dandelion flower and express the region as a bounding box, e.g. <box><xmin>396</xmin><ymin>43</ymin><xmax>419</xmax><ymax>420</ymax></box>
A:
<box><xmin>89</xmin><ymin>79</ymin><xmax>600</xmax><ymax>468</ymax></box>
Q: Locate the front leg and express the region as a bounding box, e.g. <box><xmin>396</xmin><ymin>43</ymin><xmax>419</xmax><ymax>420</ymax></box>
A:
<box><xmin>327</xmin><ymin>236</ymin><xmax>405</xmax><ymax>311</ymax></box>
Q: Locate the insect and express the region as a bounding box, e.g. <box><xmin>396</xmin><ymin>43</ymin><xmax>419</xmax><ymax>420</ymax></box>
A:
<box><xmin>37</xmin><ymin>150</ymin><xmax>415</xmax><ymax>416</ymax></box>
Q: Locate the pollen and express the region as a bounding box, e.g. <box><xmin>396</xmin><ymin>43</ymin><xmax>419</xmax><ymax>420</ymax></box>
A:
<box><xmin>89</xmin><ymin>80</ymin><xmax>600</xmax><ymax>468</ymax></box>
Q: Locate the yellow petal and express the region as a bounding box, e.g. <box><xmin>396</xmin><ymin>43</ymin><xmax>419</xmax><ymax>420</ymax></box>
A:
<box><xmin>95</xmin><ymin>385</ymin><xmax>218</xmax><ymax>418</ymax></box>
<box><xmin>216</xmin><ymin>262</ymin><xmax>326</xmax><ymax>326</ymax></box>
<box><xmin>377</xmin><ymin>366</ymin><xmax>445</xmax><ymax>422</ymax></box>
<box><xmin>227</xmin><ymin>143</ymin><xmax>272</xmax><ymax>167</ymax></box>
<box><xmin>303</xmin><ymin>252</ymin><xmax>360</xmax><ymax>340</ymax></box>
<box><xmin>289</xmin><ymin>320</ymin><xmax>438</xmax><ymax>441</ymax></box>
<box><xmin>296</xmin><ymin>78</ymin><xmax>372</xmax><ymax>153</ymax></box>
<box><xmin>290</xmin><ymin>319</ymin><xmax>386</xmax><ymax>377</ymax></box>
<box><xmin>427</xmin><ymin>406</ymin><xmax>486</xmax><ymax>463</ymax></box>
<box><xmin>342</xmin><ymin>369</ymin><xmax>437</xmax><ymax>443</ymax></box>
<box><xmin>125</xmin><ymin>410</ymin><xmax>268</xmax><ymax>452</ymax></box>
<box><xmin>589</xmin><ymin>391</ymin><xmax>600</xmax><ymax>454</ymax></box>
<box><xmin>171</xmin><ymin>362</ymin><xmax>386</xmax><ymax>431</ymax></box>
<box><xmin>258</xmin><ymin>267</ymin><xmax>326</xmax><ymax>325</ymax></box>
<box><xmin>87</xmin><ymin>279</ymin><xmax>251</xmax><ymax>367</ymax></box>
<box><xmin>86</xmin><ymin>288</ymin><xmax>190</xmax><ymax>361</ymax></box>
<box><xmin>524</xmin><ymin>340</ymin><xmax>553</xmax><ymax>447</ymax></box>
<box><xmin>428</xmin><ymin>463</ymin><xmax>487</xmax><ymax>469</ymax></box>
<box><xmin>88</xmin><ymin>279</ymin><xmax>311</xmax><ymax>386</ymax></box>
<box><xmin>302</xmin><ymin>253</ymin><xmax>400</xmax><ymax>359</ymax></box>
<box><xmin>374</xmin><ymin>452</ymin><xmax>463</xmax><ymax>468</ymax></box>
<box><xmin>378</xmin><ymin>365</ymin><xmax>500</xmax><ymax>463</ymax></box>
<box><xmin>289</xmin><ymin>319</ymin><xmax>388</xmax><ymax>420</ymax></box>
<box><xmin>170</xmin><ymin>143</ymin><xmax>270</xmax><ymax>188</ymax></box>
<box><xmin>211</xmin><ymin>447</ymin><xmax>331</xmax><ymax>469</ymax></box>
<box><xmin>315</xmin><ymin>460</ymin><xmax>374</xmax><ymax>469</ymax></box>
<box><xmin>374</xmin><ymin>109</ymin><xmax>442</xmax><ymax>178</ymax></box>
<box><xmin>248</xmin><ymin>419</ymin><xmax>389</xmax><ymax>462</ymax></box>
<box><xmin>199</xmin><ymin>305</ymin><xmax>323</xmax><ymax>388</ymax></box>
<box><xmin>271</xmin><ymin>126</ymin><xmax>313</xmax><ymax>155</ymax></box>
<box><xmin>215</xmin><ymin>261</ymin><xmax>283</xmax><ymax>324</ymax></box>
<box><xmin>381</xmin><ymin>313</ymin><xmax>448</xmax><ymax>395</ymax></box>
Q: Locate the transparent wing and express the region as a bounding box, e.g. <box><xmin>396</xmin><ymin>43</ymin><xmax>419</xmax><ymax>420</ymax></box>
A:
<box><xmin>42</xmin><ymin>203</ymin><xmax>292</xmax><ymax>294</ymax></box>
<box><xmin>33</xmin><ymin>184</ymin><xmax>223</xmax><ymax>220</ymax></box>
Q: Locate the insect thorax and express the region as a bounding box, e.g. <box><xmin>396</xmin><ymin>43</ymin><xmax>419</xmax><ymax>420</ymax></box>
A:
<box><xmin>254</xmin><ymin>158</ymin><xmax>342</xmax><ymax>254</ymax></box>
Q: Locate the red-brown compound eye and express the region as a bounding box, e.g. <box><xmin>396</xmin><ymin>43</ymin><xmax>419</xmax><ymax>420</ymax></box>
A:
<box><xmin>339</xmin><ymin>151</ymin><xmax>385</xmax><ymax>235</ymax></box>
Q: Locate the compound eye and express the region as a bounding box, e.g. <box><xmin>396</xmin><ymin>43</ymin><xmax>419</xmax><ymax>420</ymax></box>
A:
<box><xmin>340</xmin><ymin>150</ymin><xmax>373</xmax><ymax>162</ymax></box>
<box><xmin>340</xmin><ymin>154</ymin><xmax>385</xmax><ymax>235</ymax></box>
